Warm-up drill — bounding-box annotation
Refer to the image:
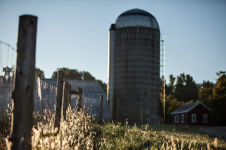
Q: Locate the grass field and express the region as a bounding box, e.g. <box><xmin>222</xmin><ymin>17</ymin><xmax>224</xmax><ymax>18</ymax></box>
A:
<box><xmin>93</xmin><ymin>122</ymin><xmax>226</xmax><ymax>150</ymax></box>
<box><xmin>1</xmin><ymin>108</ymin><xmax>226</xmax><ymax>150</ymax></box>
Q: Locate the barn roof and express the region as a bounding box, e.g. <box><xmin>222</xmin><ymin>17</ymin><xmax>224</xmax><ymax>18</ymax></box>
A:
<box><xmin>40</xmin><ymin>79</ymin><xmax>104</xmax><ymax>93</ymax></box>
<box><xmin>171</xmin><ymin>102</ymin><xmax>210</xmax><ymax>115</ymax></box>
<box><xmin>66</xmin><ymin>80</ymin><xmax>104</xmax><ymax>93</ymax></box>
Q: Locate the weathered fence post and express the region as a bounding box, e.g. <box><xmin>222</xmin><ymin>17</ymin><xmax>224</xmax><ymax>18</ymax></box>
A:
<box><xmin>9</xmin><ymin>15</ymin><xmax>37</xmax><ymax>150</ymax></box>
<box><xmin>77</xmin><ymin>87</ymin><xmax>82</xmax><ymax>111</ymax></box>
<box><xmin>98</xmin><ymin>95</ymin><xmax>103</xmax><ymax>123</ymax></box>
<box><xmin>62</xmin><ymin>81</ymin><xmax>68</xmax><ymax>120</ymax></box>
<box><xmin>54</xmin><ymin>71</ymin><xmax>63</xmax><ymax>129</ymax></box>
<box><xmin>67</xmin><ymin>84</ymin><xmax>71</xmax><ymax>107</ymax></box>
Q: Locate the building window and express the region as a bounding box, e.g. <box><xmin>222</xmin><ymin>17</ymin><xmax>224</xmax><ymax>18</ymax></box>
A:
<box><xmin>192</xmin><ymin>114</ymin><xmax>196</xmax><ymax>123</ymax></box>
<box><xmin>203</xmin><ymin>114</ymin><xmax>208</xmax><ymax>123</ymax></box>
<box><xmin>174</xmin><ymin>115</ymin><xmax>179</xmax><ymax>123</ymax></box>
<box><xmin>181</xmin><ymin>114</ymin><xmax>184</xmax><ymax>123</ymax></box>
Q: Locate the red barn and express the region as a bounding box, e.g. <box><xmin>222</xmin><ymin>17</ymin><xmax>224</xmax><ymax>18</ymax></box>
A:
<box><xmin>171</xmin><ymin>102</ymin><xmax>211</xmax><ymax>125</ymax></box>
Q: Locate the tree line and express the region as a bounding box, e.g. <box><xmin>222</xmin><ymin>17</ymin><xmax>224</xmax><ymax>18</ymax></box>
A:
<box><xmin>162</xmin><ymin>71</ymin><xmax>226</xmax><ymax>126</ymax></box>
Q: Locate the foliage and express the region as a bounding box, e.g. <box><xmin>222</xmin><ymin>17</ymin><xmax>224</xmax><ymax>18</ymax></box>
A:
<box><xmin>216</xmin><ymin>71</ymin><xmax>226</xmax><ymax>76</ymax></box>
<box><xmin>197</xmin><ymin>73</ymin><xmax>226</xmax><ymax>126</ymax></box>
<box><xmin>198</xmin><ymin>80</ymin><xmax>214</xmax><ymax>104</ymax></box>
<box><xmin>80</xmin><ymin>71</ymin><xmax>96</xmax><ymax>81</ymax></box>
<box><xmin>31</xmin><ymin>107</ymin><xmax>95</xmax><ymax>150</ymax></box>
<box><xmin>35</xmin><ymin>67</ymin><xmax>45</xmax><ymax>79</ymax></box>
<box><xmin>51</xmin><ymin>67</ymin><xmax>97</xmax><ymax>81</ymax></box>
<box><xmin>164</xmin><ymin>73</ymin><xmax>199</xmax><ymax>102</ymax></box>
<box><xmin>52</xmin><ymin>67</ymin><xmax>81</xmax><ymax>80</ymax></box>
<box><xmin>165</xmin><ymin>74</ymin><xmax>176</xmax><ymax>96</ymax></box>
<box><xmin>209</xmin><ymin>96</ymin><xmax>226</xmax><ymax>126</ymax></box>
<box><xmin>174</xmin><ymin>73</ymin><xmax>199</xmax><ymax>102</ymax></box>
<box><xmin>213</xmin><ymin>74</ymin><xmax>226</xmax><ymax>97</ymax></box>
<box><xmin>211</xmin><ymin>73</ymin><xmax>226</xmax><ymax>125</ymax></box>
<box><xmin>94</xmin><ymin>122</ymin><xmax>226</xmax><ymax>150</ymax></box>
<box><xmin>0</xmin><ymin>111</ymin><xmax>11</xmax><ymax>146</ymax></box>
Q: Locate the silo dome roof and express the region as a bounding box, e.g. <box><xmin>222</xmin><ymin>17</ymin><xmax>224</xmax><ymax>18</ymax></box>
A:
<box><xmin>115</xmin><ymin>8</ymin><xmax>159</xmax><ymax>30</ymax></box>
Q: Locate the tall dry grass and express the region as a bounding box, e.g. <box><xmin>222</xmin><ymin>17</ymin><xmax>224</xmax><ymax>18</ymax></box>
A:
<box><xmin>1</xmin><ymin>106</ymin><xmax>226</xmax><ymax>150</ymax></box>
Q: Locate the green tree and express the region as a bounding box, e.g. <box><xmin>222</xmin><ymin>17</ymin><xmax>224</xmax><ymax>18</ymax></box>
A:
<box><xmin>198</xmin><ymin>80</ymin><xmax>214</xmax><ymax>105</ymax></box>
<box><xmin>184</xmin><ymin>74</ymin><xmax>199</xmax><ymax>101</ymax></box>
<box><xmin>210</xmin><ymin>96</ymin><xmax>226</xmax><ymax>125</ymax></box>
<box><xmin>165</xmin><ymin>74</ymin><xmax>176</xmax><ymax>96</ymax></box>
<box><xmin>174</xmin><ymin>74</ymin><xmax>185</xmax><ymax>101</ymax></box>
<box><xmin>213</xmin><ymin>73</ymin><xmax>226</xmax><ymax>97</ymax></box>
<box><xmin>210</xmin><ymin>72</ymin><xmax>226</xmax><ymax>125</ymax></box>
<box><xmin>52</xmin><ymin>67</ymin><xmax>81</xmax><ymax>80</ymax></box>
<box><xmin>35</xmin><ymin>67</ymin><xmax>45</xmax><ymax>79</ymax></box>
<box><xmin>174</xmin><ymin>73</ymin><xmax>198</xmax><ymax>102</ymax></box>
<box><xmin>80</xmin><ymin>71</ymin><xmax>96</xmax><ymax>81</ymax></box>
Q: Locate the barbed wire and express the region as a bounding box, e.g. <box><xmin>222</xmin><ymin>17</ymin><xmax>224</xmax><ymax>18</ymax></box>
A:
<box><xmin>0</xmin><ymin>40</ymin><xmax>16</xmax><ymax>51</ymax></box>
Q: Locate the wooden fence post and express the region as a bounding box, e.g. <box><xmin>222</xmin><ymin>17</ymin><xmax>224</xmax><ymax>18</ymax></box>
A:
<box><xmin>62</xmin><ymin>81</ymin><xmax>68</xmax><ymax>120</ymax></box>
<box><xmin>67</xmin><ymin>84</ymin><xmax>71</xmax><ymax>107</ymax></box>
<box><xmin>9</xmin><ymin>15</ymin><xmax>37</xmax><ymax>150</ymax></box>
<box><xmin>98</xmin><ymin>95</ymin><xmax>103</xmax><ymax>123</ymax></box>
<box><xmin>54</xmin><ymin>71</ymin><xmax>63</xmax><ymax>129</ymax></box>
<box><xmin>77</xmin><ymin>87</ymin><xmax>82</xmax><ymax>111</ymax></box>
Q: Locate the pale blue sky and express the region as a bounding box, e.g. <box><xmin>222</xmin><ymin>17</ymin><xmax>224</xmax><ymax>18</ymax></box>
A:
<box><xmin>0</xmin><ymin>0</ymin><xmax>225</xmax><ymax>83</ymax></box>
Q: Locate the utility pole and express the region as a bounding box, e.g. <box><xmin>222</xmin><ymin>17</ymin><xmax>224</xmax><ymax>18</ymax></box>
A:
<box><xmin>160</xmin><ymin>35</ymin><xmax>166</xmax><ymax>122</ymax></box>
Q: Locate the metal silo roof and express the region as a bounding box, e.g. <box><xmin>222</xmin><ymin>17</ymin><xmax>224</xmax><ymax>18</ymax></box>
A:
<box><xmin>115</xmin><ymin>8</ymin><xmax>159</xmax><ymax>30</ymax></box>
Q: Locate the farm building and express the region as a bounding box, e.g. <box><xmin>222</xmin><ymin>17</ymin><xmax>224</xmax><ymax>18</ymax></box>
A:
<box><xmin>0</xmin><ymin>72</ymin><xmax>111</xmax><ymax>121</ymax></box>
<box><xmin>107</xmin><ymin>8</ymin><xmax>161</xmax><ymax>124</ymax></box>
<box><xmin>171</xmin><ymin>102</ymin><xmax>211</xmax><ymax>125</ymax></box>
<box><xmin>34</xmin><ymin>78</ymin><xmax>111</xmax><ymax>120</ymax></box>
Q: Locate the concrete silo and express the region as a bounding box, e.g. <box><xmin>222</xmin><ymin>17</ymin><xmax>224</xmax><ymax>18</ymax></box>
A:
<box><xmin>107</xmin><ymin>8</ymin><xmax>160</xmax><ymax>124</ymax></box>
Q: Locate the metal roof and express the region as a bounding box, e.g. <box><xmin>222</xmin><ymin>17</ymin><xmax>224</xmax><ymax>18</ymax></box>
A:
<box><xmin>66</xmin><ymin>80</ymin><xmax>104</xmax><ymax>93</ymax></box>
<box><xmin>40</xmin><ymin>79</ymin><xmax>104</xmax><ymax>93</ymax></box>
<box><xmin>119</xmin><ymin>9</ymin><xmax>153</xmax><ymax>17</ymax></box>
<box><xmin>115</xmin><ymin>8</ymin><xmax>159</xmax><ymax>30</ymax></box>
<box><xmin>171</xmin><ymin>102</ymin><xmax>210</xmax><ymax>115</ymax></box>
<box><xmin>34</xmin><ymin>79</ymin><xmax>110</xmax><ymax>119</ymax></box>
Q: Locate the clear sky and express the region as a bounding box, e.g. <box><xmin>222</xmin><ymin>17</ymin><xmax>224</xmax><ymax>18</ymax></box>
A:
<box><xmin>0</xmin><ymin>0</ymin><xmax>225</xmax><ymax>83</ymax></box>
